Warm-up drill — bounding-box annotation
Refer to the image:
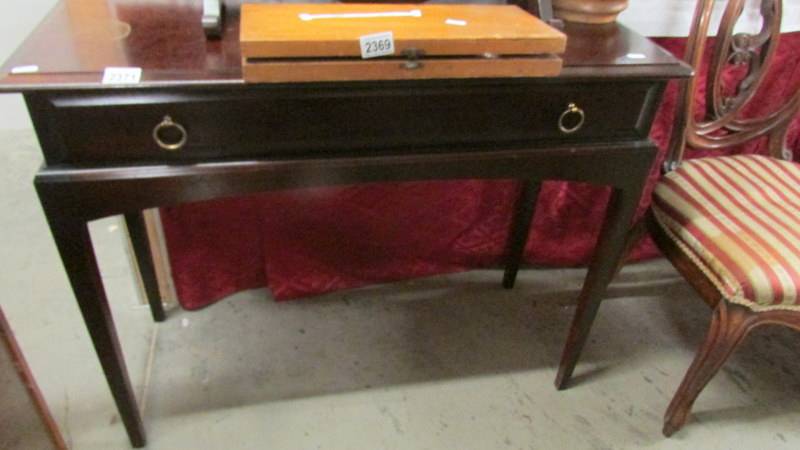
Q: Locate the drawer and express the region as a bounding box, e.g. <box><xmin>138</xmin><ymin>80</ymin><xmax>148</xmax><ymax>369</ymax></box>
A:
<box><xmin>35</xmin><ymin>81</ymin><xmax>663</xmax><ymax>165</ymax></box>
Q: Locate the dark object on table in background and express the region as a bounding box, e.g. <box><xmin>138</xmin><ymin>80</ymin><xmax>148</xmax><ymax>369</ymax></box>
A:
<box><xmin>203</xmin><ymin>0</ymin><xmax>223</xmax><ymax>38</ymax></box>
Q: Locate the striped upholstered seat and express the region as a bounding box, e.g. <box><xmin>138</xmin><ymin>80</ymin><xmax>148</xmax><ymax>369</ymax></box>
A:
<box><xmin>652</xmin><ymin>155</ymin><xmax>800</xmax><ymax>311</ymax></box>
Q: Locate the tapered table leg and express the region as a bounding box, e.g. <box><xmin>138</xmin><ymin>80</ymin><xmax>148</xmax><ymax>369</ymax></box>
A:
<box><xmin>555</xmin><ymin>186</ymin><xmax>642</xmax><ymax>390</ymax></box>
<box><xmin>40</xmin><ymin>212</ymin><xmax>146</xmax><ymax>448</ymax></box>
<box><xmin>503</xmin><ymin>181</ymin><xmax>541</xmax><ymax>289</ymax></box>
<box><xmin>125</xmin><ymin>212</ymin><xmax>167</xmax><ymax>322</ymax></box>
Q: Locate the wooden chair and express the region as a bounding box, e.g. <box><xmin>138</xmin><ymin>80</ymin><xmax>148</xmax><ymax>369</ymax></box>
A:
<box><xmin>1</xmin><ymin>308</ymin><xmax>67</xmax><ymax>450</ymax></box>
<box><xmin>557</xmin><ymin>0</ymin><xmax>800</xmax><ymax>437</ymax></box>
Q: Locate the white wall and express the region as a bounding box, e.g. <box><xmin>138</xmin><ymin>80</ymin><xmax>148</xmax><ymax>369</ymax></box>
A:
<box><xmin>0</xmin><ymin>0</ymin><xmax>57</xmax><ymax>131</ymax></box>
<box><xmin>619</xmin><ymin>0</ymin><xmax>800</xmax><ymax>37</ymax></box>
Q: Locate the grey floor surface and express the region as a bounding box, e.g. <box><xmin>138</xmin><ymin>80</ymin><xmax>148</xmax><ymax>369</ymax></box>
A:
<box><xmin>2</xmin><ymin>128</ymin><xmax>800</xmax><ymax>449</ymax></box>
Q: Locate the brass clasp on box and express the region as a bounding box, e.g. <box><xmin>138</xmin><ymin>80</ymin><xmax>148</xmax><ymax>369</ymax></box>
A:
<box><xmin>402</xmin><ymin>48</ymin><xmax>425</xmax><ymax>70</ymax></box>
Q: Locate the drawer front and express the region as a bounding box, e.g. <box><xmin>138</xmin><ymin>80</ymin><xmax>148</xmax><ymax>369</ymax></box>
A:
<box><xmin>39</xmin><ymin>81</ymin><xmax>662</xmax><ymax>165</ymax></box>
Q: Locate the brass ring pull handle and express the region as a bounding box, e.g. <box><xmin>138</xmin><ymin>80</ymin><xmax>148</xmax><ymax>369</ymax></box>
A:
<box><xmin>558</xmin><ymin>103</ymin><xmax>585</xmax><ymax>134</ymax></box>
<box><xmin>153</xmin><ymin>115</ymin><xmax>187</xmax><ymax>151</ymax></box>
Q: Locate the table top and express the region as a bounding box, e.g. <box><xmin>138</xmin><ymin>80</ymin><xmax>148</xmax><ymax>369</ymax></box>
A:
<box><xmin>0</xmin><ymin>0</ymin><xmax>691</xmax><ymax>92</ymax></box>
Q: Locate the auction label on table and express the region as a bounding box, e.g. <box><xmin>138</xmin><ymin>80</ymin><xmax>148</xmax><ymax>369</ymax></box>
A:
<box><xmin>359</xmin><ymin>31</ymin><xmax>394</xmax><ymax>59</ymax></box>
<box><xmin>102</xmin><ymin>67</ymin><xmax>142</xmax><ymax>85</ymax></box>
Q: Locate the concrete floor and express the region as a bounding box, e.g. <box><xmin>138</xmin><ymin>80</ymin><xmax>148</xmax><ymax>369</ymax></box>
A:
<box><xmin>3</xmin><ymin>128</ymin><xmax>800</xmax><ymax>449</ymax></box>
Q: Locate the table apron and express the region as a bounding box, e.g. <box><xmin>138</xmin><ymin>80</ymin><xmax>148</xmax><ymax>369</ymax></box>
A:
<box><xmin>34</xmin><ymin>140</ymin><xmax>657</xmax><ymax>222</ymax></box>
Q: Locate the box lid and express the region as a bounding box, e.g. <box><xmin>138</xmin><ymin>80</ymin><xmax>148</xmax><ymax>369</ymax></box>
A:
<box><xmin>240</xmin><ymin>4</ymin><xmax>567</xmax><ymax>59</ymax></box>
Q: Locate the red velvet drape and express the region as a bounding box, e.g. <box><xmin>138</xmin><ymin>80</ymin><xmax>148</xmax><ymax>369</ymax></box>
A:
<box><xmin>161</xmin><ymin>34</ymin><xmax>800</xmax><ymax>310</ymax></box>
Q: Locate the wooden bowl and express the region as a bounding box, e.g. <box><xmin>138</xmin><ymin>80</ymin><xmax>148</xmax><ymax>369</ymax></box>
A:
<box><xmin>552</xmin><ymin>0</ymin><xmax>629</xmax><ymax>24</ymax></box>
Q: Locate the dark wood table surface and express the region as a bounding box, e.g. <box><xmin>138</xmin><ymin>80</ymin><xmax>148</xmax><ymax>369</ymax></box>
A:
<box><xmin>0</xmin><ymin>0</ymin><xmax>691</xmax><ymax>447</ymax></box>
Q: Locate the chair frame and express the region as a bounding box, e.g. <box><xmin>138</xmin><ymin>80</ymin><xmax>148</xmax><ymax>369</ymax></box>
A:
<box><xmin>556</xmin><ymin>0</ymin><xmax>800</xmax><ymax>437</ymax></box>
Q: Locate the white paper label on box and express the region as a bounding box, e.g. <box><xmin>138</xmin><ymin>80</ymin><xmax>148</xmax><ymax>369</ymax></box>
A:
<box><xmin>102</xmin><ymin>67</ymin><xmax>142</xmax><ymax>85</ymax></box>
<box><xmin>359</xmin><ymin>31</ymin><xmax>394</xmax><ymax>59</ymax></box>
<box><xmin>300</xmin><ymin>10</ymin><xmax>421</xmax><ymax>21</ymax></box>
<box><xmin>11</xmin><ymin>65</ymin><xmax>39</xmax><ymax>74</ymax></box>
<box><xmin>445</xmin><ymin>18</ymin><xmax>467</xmax><ymax>26</ymax></box>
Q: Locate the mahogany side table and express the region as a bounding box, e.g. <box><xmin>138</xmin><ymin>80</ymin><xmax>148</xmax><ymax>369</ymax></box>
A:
<box><xmin>0</xmin><ymin>1</ymin><xmax>690</xmax><ymax>446</ymax></box>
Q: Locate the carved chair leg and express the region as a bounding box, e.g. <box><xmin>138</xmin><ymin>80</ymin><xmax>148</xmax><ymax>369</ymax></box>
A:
<box><xmin>663</xmin><ymin>302</ymin><xmax>756</xmax><ymax>437</ymax></box>
<box><xmin>502</xmin><ymin>180</ymin><xmax>541</xmax><ymax>289</ymax></box>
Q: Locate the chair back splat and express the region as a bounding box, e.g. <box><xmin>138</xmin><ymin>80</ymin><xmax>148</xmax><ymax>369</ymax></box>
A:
<box><xmin>665</xmin><ymin>0</ymin><xmax>800</xmax><ymax>171</ymax></box>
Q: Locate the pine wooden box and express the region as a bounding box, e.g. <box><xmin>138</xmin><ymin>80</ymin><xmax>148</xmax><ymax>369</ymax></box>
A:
<box><xmin>240</xmin><ymin>4</ymin><xmax>567</xmax><ymax>83</ymax></box>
